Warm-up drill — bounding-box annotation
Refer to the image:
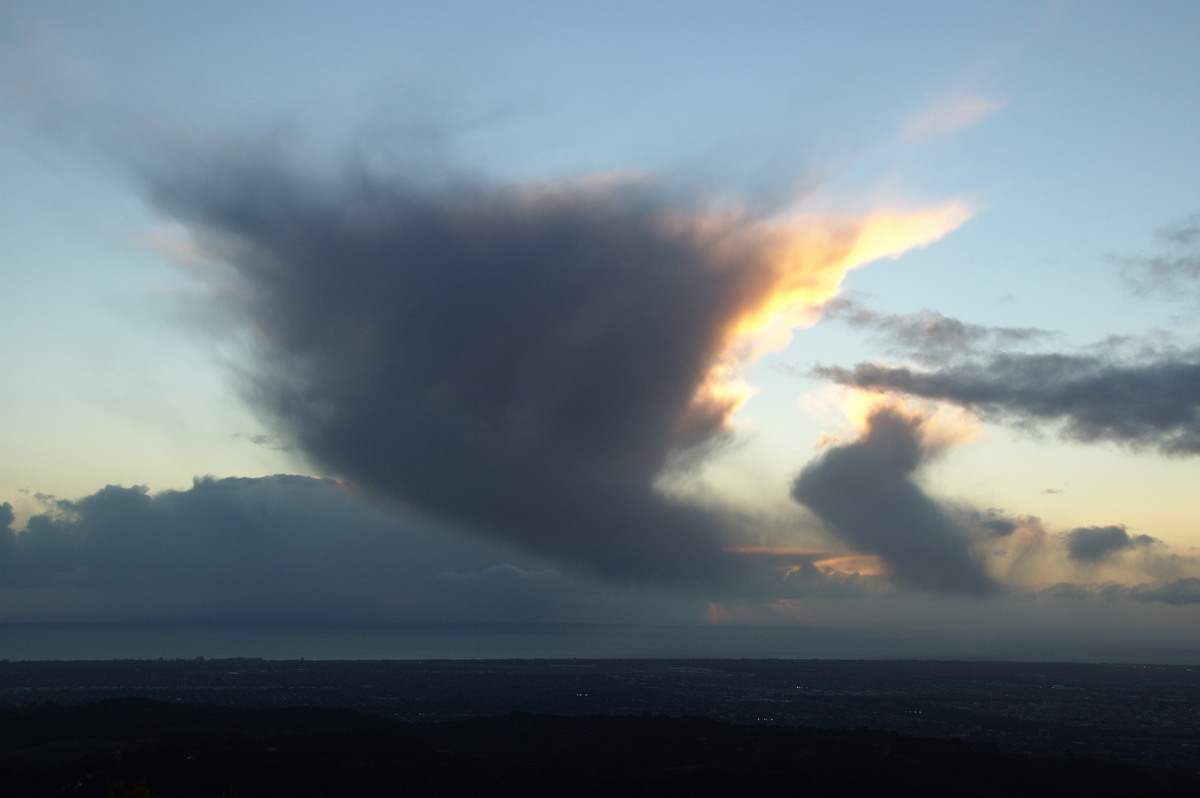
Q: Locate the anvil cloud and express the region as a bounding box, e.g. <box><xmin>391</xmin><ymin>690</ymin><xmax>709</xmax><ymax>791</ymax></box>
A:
<box><xmin>140</xmin><ymin>143</ymin><xmax>965</xmax><ymax>587</ymax></box>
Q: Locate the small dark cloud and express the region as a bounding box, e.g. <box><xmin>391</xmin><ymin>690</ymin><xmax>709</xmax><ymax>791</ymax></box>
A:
<box><xmin>815</xmin><ymin>348</ymin><xmax>1200</xmax><ymax>456</ymax></box>
<box><xmin>790</xmin><ymin>405</ymin><xmax>996</xmax><ymax>596</ymax></box>
<box><xmin>1065</xmin><ymin>525</ymin><xmax>1158</xmax><ymax>563</ymax></box>
<box><xmin>952</xmin><ymin>506</ymin><xmax>1039</xmax><ymax>541</ymax></box>
<box><xmin>1119</xmin><ymin>212</ymin><xmax>1200</xmax><ymax>297</ymax></box>
<box><xmin>981</xmin><ymin>518</ymin><xmax>1017</xmax><ymax>537</ymax></box>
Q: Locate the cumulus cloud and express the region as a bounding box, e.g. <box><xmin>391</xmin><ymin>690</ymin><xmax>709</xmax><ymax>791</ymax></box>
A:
<box><xmin>1065</xmin><ymin>525</ymin><xmax>1158</xmax><ymax>563</ymax></box>
<box><xmin>135</xmin><ymin>139</ymin><xmax>967</xmax><ymax>587</ymax></box>
<box><xmin>790</xmin><ymin>404</ymin><xmax>996</xmax><ymax>595</ymax></box>
<box><xmin>815</xmin><ymin>348</ymin><xmax>1200</xmax><ymax>456</ymax></box>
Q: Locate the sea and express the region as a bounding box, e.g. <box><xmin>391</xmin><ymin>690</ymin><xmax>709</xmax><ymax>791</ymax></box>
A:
<box><xmin>3</xmin><ymin>622</ymin><xmax>1199</xmax><ymax>664</ymax></box>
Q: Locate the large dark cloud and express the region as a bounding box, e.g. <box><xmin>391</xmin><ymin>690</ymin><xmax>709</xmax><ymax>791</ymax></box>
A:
<box><xmin>1065</xmin><ymin>525</ymin><xmax>1158</xmax><ymax>563</ymax></box>
<box><xmin>138</xmin><ymin>144</ymin><xmax>863</xmax><ymax>587</ymax></box>
<box><xmin>790</xmin><ymin>406</ymin><xmax>995</xmax><ymax>595</ymax></box>
<box><xmin>815</xmin><ymin>349</ymin><xmax>1200</xmax><ymax>455</ymax></box>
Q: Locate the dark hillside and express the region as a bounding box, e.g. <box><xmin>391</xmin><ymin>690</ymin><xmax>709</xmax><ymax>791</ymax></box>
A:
<box><xmin>3</xmin><ymin>699</ymin><xmax>1200</xmax><ymax>797</ymax></box>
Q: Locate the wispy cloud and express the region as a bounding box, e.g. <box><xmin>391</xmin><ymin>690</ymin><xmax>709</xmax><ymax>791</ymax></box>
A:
<box><xmin>1119</xmin><ymin>212</ymin><xmax>1200</xmax><ymax>299</ymax></box>
<box><xmin>902</xmin><ymin>94</ymin><xmax>1003</xmax><ymax>141</ymax></box>
<box><xmin>0</xmin><ymin>18</ymin><xmax>93</xmax><ymax>123</ymax></box>
<box><xmin>819</xmin><ymin>297</ymin><xmax>1055</xmax><ymax>364</ymax></box>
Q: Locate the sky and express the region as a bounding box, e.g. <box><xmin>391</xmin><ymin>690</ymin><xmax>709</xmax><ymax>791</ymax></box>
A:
<box><xmin>3</xmin><ymin>1</ymin><xmax>1200</xmax><ymax>662</ymax></box>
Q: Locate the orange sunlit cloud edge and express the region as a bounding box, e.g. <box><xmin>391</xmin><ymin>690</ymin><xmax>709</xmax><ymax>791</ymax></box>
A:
<box><xmin>724</xmin><ymin>546</ymin><xmax>888</xmax><ymax>577</ymax></box>
<box><xmin>681</xmin><ymin>200</ymin><xmax>974</xmax><ymax>431</ymax></box>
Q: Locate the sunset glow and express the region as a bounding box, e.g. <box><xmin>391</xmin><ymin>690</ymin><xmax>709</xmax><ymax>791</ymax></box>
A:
<box><xmin>5</xmin><ymin>1</ymin><xmax>1200</xmax><ymax>663</ymax></box>
<box><xmin>685</xmin><ymin>202</ymin><xmax>974</xmax><ymax>432</ymax></box>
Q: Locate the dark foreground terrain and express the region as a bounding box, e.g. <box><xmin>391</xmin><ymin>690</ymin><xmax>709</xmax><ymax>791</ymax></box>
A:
<box><xmin>4</xmin><ymin>659</ymin><xmax>1199</xmax><ymax>768</ymax></box>
<box><xmin>2</xmin><ymin>658</ymin><xmax>1199</xmax><ymax>796</ymax></box>
<box><xmin>4</xmin><ymin>697</ymin><xmax>1200</xmax><ymax>797</ymax></box>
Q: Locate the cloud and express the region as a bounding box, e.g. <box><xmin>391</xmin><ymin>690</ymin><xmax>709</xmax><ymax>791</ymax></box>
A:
<box><xmin>1039</xmin><ymin>582</ymin><xmax>1093</xmax><ymax>600</ymax></box>
<box><xmin>812</xmin><ymin>223</ymin><xmax>1200</xmax><ymax>457</ymax></box>
<box><xmin>1065</xmin><ymin>525</ymin><xmax>1158</xmax><ymax>563</ymax></box>
<box><xmin>0</xmin><ymin>502</ymin><xmax>17</xmax><ymax>579</ymax></box>
<box><xmin>1125</xmin><ymin>577</ymin><xmax>1200</xmax><ymax>605</ymax></box>
<box><xmin>0</xmin><ymin>475</ymin><xmax>705</xmax><ymax>624</ymax></box>
<box><xmin>232</xmin><ymin>432</ymin><xmax>292</xmax><ymax>451</ymax></box>
<box><xmin>815</xmin><ymin>347</ymin><xmax>1200</xmax><ymax>456</ymax></box>
<box><xmin>980</xmin><ymin>518</ymin><xmax>1017</xmax><ymax>537</ymax></box>
<box><xmin>1119</xmin><ymin>212</ymin><xmax>1200</xmax><ymax>297</ymax></box>
<box><xmin>970</xmin><ymin>511</ymin><xmax>1192</xmax><ymax>590</ymax></box>
<box><xmin>819</xmin><ymin>298</ymin><xmax>1054</xmax><ymax>365</ymax></box>
<box><xmin>135</xmin><ymin>138</ymin><xmax>968</xmax><ymax>587</ymax></box>
<box><xmin>0</xmin><ymin>18</ymin><xmax>94</xmax><ymax>126</ymax></box>
<box><xmin>3</xmin><ymin>475</ymin><xmax>1191</xmax><ymax>629</ymax></box>
<box><xmin>902</xmin><ymin>94</ymin><xmax>1003</xmax><ymax>141</ymax></box>
<box><xmin>1040</xmin><ymin>578</ymin><xmax>1200</xmax><ymax>606</ymax></box>
<box><xmin>790</xmin><ymin>403</ymin><xmax>996</xmax><ymax>595</ymax></box>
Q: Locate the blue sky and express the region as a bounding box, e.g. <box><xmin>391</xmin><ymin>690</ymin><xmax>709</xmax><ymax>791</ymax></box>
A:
<box><xmin>3</xmin><ymin>1</ymin><xmax>1199</xmax><ymax>661</ymax></box>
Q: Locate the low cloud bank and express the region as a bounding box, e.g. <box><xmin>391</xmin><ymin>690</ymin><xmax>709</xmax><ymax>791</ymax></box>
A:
<box><xmin>0</xmin><ymin>476</ymin><xmax>698</xmax><ymax>624</ymax></box>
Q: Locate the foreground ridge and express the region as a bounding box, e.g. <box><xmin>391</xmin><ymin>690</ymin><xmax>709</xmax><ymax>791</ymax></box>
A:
<box><xmin>4</xmin><ymin>698</ymin><xmax>1200</xmax><ymax>797</ymax></box>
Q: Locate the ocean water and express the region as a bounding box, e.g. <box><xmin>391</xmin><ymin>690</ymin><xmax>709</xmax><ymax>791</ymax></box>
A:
<box><xmin>3</xmin><ymin>622</ymin><xmax>1198</xmax><ymax>664</ymax></box>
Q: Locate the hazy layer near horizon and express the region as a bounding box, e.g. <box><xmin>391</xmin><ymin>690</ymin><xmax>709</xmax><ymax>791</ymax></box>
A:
<box><xmin>4</xmin><ymin>623</ymin><xmax>1198</xmax><ymax>666</ymax></box>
